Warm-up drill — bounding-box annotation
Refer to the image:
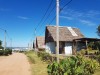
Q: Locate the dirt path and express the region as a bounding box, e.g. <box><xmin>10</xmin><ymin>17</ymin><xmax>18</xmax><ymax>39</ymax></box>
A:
<box><xmin>0</xmin><ymin>53</ymin><xmax>31</xmax><ymax>75</ymax></box>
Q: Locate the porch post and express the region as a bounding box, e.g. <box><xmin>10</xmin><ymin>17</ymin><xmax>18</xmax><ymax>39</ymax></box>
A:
<box><xmin>75</xmin><ymin>40</ymin><xmax>78</xmax><ymax>55</ymax></box>
<box><xmin>73</xmin><ymin>40</ymin><xmax>77</xmax><ymax>55</ymax></box>
<box><xmin>72</xmin><ymin>40</ymin><xmax>75</xmax><ymax>55</ymax></box>
<box><xmin>86</xmin><ymin>40</ymin><xmax>88</xmax><ymax>50</ymax></box>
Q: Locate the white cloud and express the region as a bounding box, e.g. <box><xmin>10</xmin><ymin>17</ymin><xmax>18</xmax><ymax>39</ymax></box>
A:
<box><xmin>60</xmin><ymin>16</ymin><xmax>73</xmax><ymax>20</ymax></box>
<box><xmin>18</xmin><ymin>16</ymin><xmax>30</xmax><ymax>20</ymax></box>
<box><xmin>61</xmin><ymin>9</ymin><xmax>100</xmax><ymax>18</ymax></box>
<box><xmin>61</xmin><ymin>9</ymin><xmax>100</xmax><ymax>26</ymax></box>
<box><xmin>86</xmin><ymin>10</ymin><xmax>100</xmax><ymax>18</ymax></box>
<box><xmin>79</xmin><ymin>19</ymin><xmax>96</xmax><ymax>26</ymax></box>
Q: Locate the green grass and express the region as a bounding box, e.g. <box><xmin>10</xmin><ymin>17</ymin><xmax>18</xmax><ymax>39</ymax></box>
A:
<box><xmin>25</xmin><ymin>51</ymin><xmax>48</xmax><ymax>75</ymax></box>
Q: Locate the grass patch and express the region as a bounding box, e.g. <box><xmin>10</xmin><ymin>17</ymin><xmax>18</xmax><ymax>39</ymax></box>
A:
<box><xmin>93</xmin><ymin>67</ymin><xmax>100</xmax><ymax>75</ymax></box>
<box><xmin>25</xmin><ymin>51</ymin><xmax>48</xmax><ymax>75</ymax></box>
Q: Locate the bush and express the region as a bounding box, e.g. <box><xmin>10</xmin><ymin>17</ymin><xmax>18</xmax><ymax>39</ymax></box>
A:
<box><xmin>0</xmin><ymin>48</ymin><xmax>12</xmax><ymax>56</ymax></box>
<box><xmin>0</xmin><ymin>50</ymin><xmax>4</xmax><ymax>55</ymax></box>
<box><xmin>47</xmin><ymin>55</ymin><xmax>99</xmax><ymax>75</ymax></box>
<box><xmin>37</xmin><ymin>51</ymin><xmax>52</xmax><ymax>62</ymax></box>
<box><xmin>95</xmin><ymin>54</ymin><xmax>100</xmax><ymax>64</ymax></box>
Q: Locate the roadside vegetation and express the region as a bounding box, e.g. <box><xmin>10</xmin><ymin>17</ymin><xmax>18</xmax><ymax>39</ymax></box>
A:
<box><xmin>0</xmin><ymin>40</ymin><xmax>12</xmax><ymax>56</ymax></box>
<box><xmin>25</xmin><ymin>50</ymin><xmax>100</xmax><ymax>75</ymax></box>
<box><xmin>47</xmin><ymin>55</ymin><xmax>99</xmax><ymax>75</ymax></box>
<box><xmin>24</xmin><ymin>25</ymin><xmax>100</xmax><ymax>75</ymax></box>
<box><xmin>25</xmin><ymin>51</ymin><xmax>48</xmax><ymax>75</ymax></box>
<box><xmin>0</xmin><ymin>49</ymin><xmax>12</xmax><ymax>56</ymax></box>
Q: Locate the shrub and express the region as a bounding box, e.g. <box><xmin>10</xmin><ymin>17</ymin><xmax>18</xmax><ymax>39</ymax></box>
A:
<box><xmin>0</xmin><ymin>50</ymin><xmax>4</xmax><ymax>55</ymax></box>
<box><xmin>95</xmin><ymin>54</ymin><xmax>100</xmax><ymax>64</ymax></box>
<box><xmin>5</xmin><ymin>48</ymin><xmax>12</xmax><ymax>55</ymax></box>
<box><xmin>0</xmin><ymin>48</ymin><xmax>12</xmax><ymax>56</ymax></box>
<box><xmin>47</xmin><ymin>55</ymin><xmax>99</xmax><ymax>75</ymax></box>
<box><xmin>37</xmin><ymin>51</ymin><xmax>52</xmax><ymax>62</ymax></box>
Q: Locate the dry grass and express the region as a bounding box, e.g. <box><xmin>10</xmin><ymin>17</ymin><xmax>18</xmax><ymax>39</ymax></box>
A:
<box><xmin>25</xmin><ymin>51</ymin><xmax>48</xmax><ymax>75</ymax></box>
<box><xmin>93</xmin><ymin>67</ymin><xmax>100</xmax><ymax>75</ymax></box>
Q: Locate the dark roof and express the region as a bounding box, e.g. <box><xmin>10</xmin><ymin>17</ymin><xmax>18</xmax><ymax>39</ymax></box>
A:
<box><xmin>45</xmin><ymin>26</ymin><xmax>84</xmax><ymax>42</ymax></box>
<box><xmin>36</xmin><ymin>36</ymin><xmax>45</xmax><ymax>48</ymax></box>
<box><xmin>74</xmin><ymin>38</ymin><xmax>100</xmax><ymax>41</ymax></box>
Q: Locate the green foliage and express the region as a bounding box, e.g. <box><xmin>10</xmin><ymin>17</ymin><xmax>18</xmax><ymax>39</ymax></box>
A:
<box><xmin>0</xmin><ymin>50</ymin><xmax>4</xmax><ymax>55</ymax></box>
<box><xmin>0</xmin><ymin>40</ymin><xmax>4</xmax><ymax>49</ymax></box>
<box><xmin>87</xmin><ymin>41</ymin><xmax>100</xmax><ymax>51</ymax></box>
<box><xmin>37</xmin><ymin>51</ymin><xmax>52</xmax><ymax>63</ymax></box>
<box><xmin>0</xmin><ymin>40</ymin><xmax>2</xmax><ymax>46</ymax></box>
<box><xmin>96</xmin><ymin>42</ymin><xmax>100</xmax><ymax>51</ymax></box>
<box><xmin>88</xmin><ymin>42</ymin><xmax>94</xmax><ymax>49</ymax></box>
<box><xmin>95</xmin><ymin>54</ymin><xmax>100</xmax><ymax>64</ymax></box>
<box><xmin>77</xmin><ymin>49</ymin><xmax>86</xmax><ymax>55</ymax></box>
<box><xmin>0</xmin><ymin>48</ymin><xmax>12</xmax><ymax>56</ymax></box>
<box><xmin>97</xmin><ymin>25</ymin><xmax>100</xmax><ymax>37</ymax></box>
<box><xmin>47</xmin><ymin>55</ymin><xmax>99</xmax><ymax>75</ymax></box>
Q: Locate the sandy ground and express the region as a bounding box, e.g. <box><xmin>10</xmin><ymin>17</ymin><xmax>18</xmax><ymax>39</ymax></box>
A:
<box><xmin>0</xmin><ymin>53</ymin><xmax>31</xmax><ymax>75</ymax></box>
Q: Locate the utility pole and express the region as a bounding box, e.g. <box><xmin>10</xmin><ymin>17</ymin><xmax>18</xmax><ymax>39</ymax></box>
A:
<box><xmin>4</xmin><ymin>30</ymin><xmax>6</xmax><ymax>50</ymax></box>
<box><xmin>56</xmin><ymin>0</ymin><xmax>59</xmax><ymax>63</ymax></box>
<box><xmin>10</xmin><ymin>38</ymin><xmax>12</xmax><ymax>49</ymax></box>
<box><xmin>34</xmin><ymin>29</ymin><xmax>36</xmax><ymax>51</ymax></box>
<box><xmin>30</xmin><ymin>39</ymin><xmax>33</xmax><ymax>50</ymax></box>
<box><xmin>30</xmin><ymin>41</ymin><xmax>31</xmax><ymax>50</ymax></box>
<box><xmin>28</xmin><ymin>43</ymin><xmax>29</xmax><ymax>50</ymax></box>
<box><xmin>0</xmin><ymin>28</ymin><xmax>7</xmax><ymax>50</ymax></box>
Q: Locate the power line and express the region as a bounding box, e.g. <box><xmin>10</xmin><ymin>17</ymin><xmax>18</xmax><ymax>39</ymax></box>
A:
<box><xmin>38</xmin><ymin>0</ymin><xmax>63</xmax><ymax>32</ymax></box>
<box><xmin>38</xmin><ymin>5</ymin><xmax>56</xmax><ymax>35</ymax></box>
<box><xmin>31</xmin><ymin>0</ymin><xmax>54</xmax><ymax>45</ymax></box>
<box><xmin>39</xmin><ymin>0</ymin><xmax>73</xmax><ymax>36</ymax></box>
<box><xmin>60</xmin><ymin>0</ymin><xmax>72</xmax><ymax>11</ymax></box>
<box><xmin>30</xmin><ymin>0</ymin><xmax>54</xmax><ymax>48</ymax></box>
<box><xmin>49</xmin><ymin>0</ymin><xmax>73</xmax><ymax>25</ymax></box>
<box><xmin>35</xmin><ymin>0</ymin><xmax>54</xmax><ymax>31</ymax></box>
<box><xmin>49</xmin><ymin>16</ymin><xmax>56</xmax><ymax>25</ymax></box>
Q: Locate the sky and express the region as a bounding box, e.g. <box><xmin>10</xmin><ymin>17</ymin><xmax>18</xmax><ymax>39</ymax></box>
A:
<box><xmin>0</xmin><ymin>0</ymin><xmax>100</xmax><ymax>47</ymax></box>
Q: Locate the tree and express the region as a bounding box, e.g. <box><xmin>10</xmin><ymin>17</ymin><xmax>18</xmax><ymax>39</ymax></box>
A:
<box><xmin>0</xmin><ymin>40</ymin><xmax>2</xmax><ymax>46</ymax></box>
<box><xmin>0</xmin><ymin>40</ymin><xmax>3</xmax><ymax>49</ymax></box>
<box><xmin>97</xmin><ymin>25</ymin><xmax>100</xmax><ymax>37</ymax></box>
<box><xmin>97</xmin><ymin>25</ymin><xmax>100</xmax><ymax>50</ymax></box>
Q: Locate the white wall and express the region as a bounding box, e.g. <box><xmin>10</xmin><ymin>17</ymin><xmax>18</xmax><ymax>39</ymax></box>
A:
<box><xmin>65</xmin><ymin>42</ymin><xmax>72</xmax><ymax>55</ymax></box>
<box><xmin>45</xmin><ymin>42</ymin><xmax>56</xmax><ymax>54</ymax></box>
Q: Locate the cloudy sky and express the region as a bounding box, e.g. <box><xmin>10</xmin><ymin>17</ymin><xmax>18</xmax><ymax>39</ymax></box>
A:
<box><xmin>0</xmin><ymin>0</ymin><xmax>100</xmax><ymax>47</ymax></box>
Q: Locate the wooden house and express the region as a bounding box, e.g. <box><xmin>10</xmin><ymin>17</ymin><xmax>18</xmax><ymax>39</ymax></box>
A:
<box><xmin>36</xmin><ymin>36</ymin><xmax>45</xmax><ymax>51</ymax></box>
<box><xmin>45</xmin><ymin>26</ymin><xmax>84</xmax><ymax>55</ymax></box>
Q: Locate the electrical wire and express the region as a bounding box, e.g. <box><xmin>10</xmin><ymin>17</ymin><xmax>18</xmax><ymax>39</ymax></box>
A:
<box><xmin>35</xmin><ymin>0</ymin><xmax>54</xmax><ymax>30</ymax></box>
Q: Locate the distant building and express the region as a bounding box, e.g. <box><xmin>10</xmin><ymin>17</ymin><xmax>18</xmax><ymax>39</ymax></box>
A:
<box><xmin>35</xmin><ymin>36</ymin><xmax>45</xmax><ymax>51</ymax></box>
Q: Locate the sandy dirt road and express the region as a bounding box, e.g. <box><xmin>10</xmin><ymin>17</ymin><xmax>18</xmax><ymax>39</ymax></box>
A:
<box><xmin>0</xmin><ymin>53</ymin><xmax>31</xmax><ymax>75</ymax></box>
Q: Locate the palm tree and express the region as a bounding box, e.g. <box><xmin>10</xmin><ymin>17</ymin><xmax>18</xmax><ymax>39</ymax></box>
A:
<box><xmin>97</xmin><ymin>25</ymin><xmax>100</xmax><ymax>37</ymax></box>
